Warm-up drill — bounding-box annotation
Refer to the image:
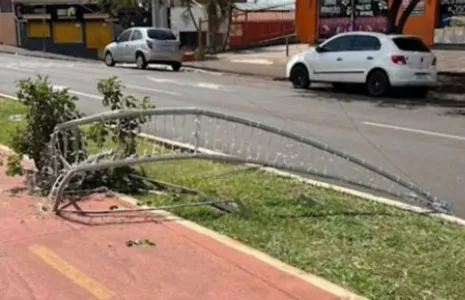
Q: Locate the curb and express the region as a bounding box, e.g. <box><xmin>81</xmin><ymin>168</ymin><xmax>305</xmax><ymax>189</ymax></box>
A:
<box><xmin>181</xmin><ymin>63</ymin><xmax>288</xmax><ymax>81</ymax></box>
<box><xmin>139</xmin><ymin>134</ymin><xmax>465</xmax><ymax>227</ymax></box>
<box><xmin>437</xmin><ymin>71</ymin><xmax>465</xmax><ymax>77</ymax></box>
<box><xmin>172</xmin><ymin>63</ymin><xmax>465</xmax><ymax>82</ymax></box>
<box><xmin>0</xmin><ymin>49</ymin><xmax>99</xmax><ymax>64</ymax></box>
<box><xmin>116</xmin><ymin>193</ymin><xmax>367</xmax><ymax>300</ymax></box>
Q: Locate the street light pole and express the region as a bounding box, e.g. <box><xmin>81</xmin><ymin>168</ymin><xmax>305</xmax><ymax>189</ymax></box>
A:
<box><xmin>152</xmin><ymin>0</ymin><xmax>169</xmax><ymax>28</ymax></box>
<box><xmin>42</xmin><ymin>4</ymin><xmax>46</xmax><ymax>52</ymax></box>
<box><xmin>151</xmin><ymin>0</ymin><xmax>157</xmax><ymax>27</ymax></box>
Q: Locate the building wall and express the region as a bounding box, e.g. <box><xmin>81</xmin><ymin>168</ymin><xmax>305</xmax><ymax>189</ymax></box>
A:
<box><xmin>295</xmin><ymin>0</ymin><xmax>317</xmax><ymax>45</ymax></box>
<box><xmin>229</xmin><ymin>10</ymin><xmax>295</xmax><ymax>48</ymax></box>
<box><xmin>0</xmin><ymin>0</ymin><xmax>12</xmax><ymax>12</ymax></box>
<box><xmin>0</xmin><ymin>12</ymin><xmax>17</xmax><ymax>45</ymax></box>
<box><xmin>295</xmin><ymin>0</ymin><xmax>437</xmax><ymax>46</ymax></box>
<box><xmin>170</xmin><ymin>6</ymin><xmax>207</xmax><ymax>33</ymax></box>
<box><xmin>15</xmin><ymin>3</ymin><xmax>113</xmax><ymax>58</ymax></box>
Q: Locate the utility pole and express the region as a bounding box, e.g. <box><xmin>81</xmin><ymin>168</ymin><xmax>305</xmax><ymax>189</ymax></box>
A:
<box><xmin>42</xmin><ymin>4</ymin><xmax>46</xmax><ymax>52</ymax></box>
<box><xmin>152</xmin><ymin>0</ymin><xmax>169</xmax><ymax>28</ymax></box>
<box><xmin>151</xmin><ymin>0</ymin><xmax>158</xmax><ymax>27</ymax></box>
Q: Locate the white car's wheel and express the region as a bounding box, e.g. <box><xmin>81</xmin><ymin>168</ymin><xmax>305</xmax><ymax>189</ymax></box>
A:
<box><xmin>366</xmin><ymin>69</ymin><xmax>390</xmax><ymax>97</ymax></box>
<box><xmin>290</xmin><ymin>64</ymin><xmax>310</xmax><ymax>89</ymax></box>
<box><xmin>136</xmin><ymin>53</ymin><xmax>147</xmax><ymax>69</ymax></box>
<box><xmin>104</xmin><ymin>52</ymin><xmax>115</xmax><ymax>67</ymax></box>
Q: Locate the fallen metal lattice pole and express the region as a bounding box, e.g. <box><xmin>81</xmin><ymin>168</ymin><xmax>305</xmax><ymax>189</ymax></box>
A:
<box><xmin>47</xmin><ymin>107</ymin><xmax>452</xmax><ymax>215</ymax></box>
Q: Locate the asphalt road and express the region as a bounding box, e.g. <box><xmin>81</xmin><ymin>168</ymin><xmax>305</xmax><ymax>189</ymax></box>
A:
<box><xmin>0</xmin><ymin>53</ymin><xmax>464</xmax><ymax>216</ymax></box>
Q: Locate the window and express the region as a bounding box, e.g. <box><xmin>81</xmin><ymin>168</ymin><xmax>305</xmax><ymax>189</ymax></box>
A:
<box><xmin>321</xmin><ymin>36</ymin><xmax>355</xmax><ymax>52</ymax></box>
<box><xmin>117</xmin><ymin>30</ymin><xmax>132</xmax><ymax>42</ymax></box>
<box><xmin>131</xmin><ymin>30</ymin><xmax>143</xmax><ymax>41</ymax></box>
<box><xmin>392</xmin><ymin>37</ymin><xmax>430</xmax><ymax>52</ymax></box>
<box><xmin>147</xmin><ymin>29</ymin><xmax>176</xmax><ymax>40</ymax></box>
<box><xmin>52</xmin><ymin>22</ymin><xmax>82</xmax><ymax>44</ymax></box>
<box><xmin>351</xmin><ymin>36</ymin><xmax>381</xmax><ymax>51</ymax></box>
<box><xmin>27</xmin><ymin>21</ymin><xmax>51</xmax><ymax>38</ymax></box>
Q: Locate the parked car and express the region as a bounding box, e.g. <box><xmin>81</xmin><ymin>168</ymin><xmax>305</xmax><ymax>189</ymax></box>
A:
<box><xmin>104</xmin><ymin>27</ymin><xmax>183</xmax><ymax>71</ymax></box>
<box><xmin>286</xmin><ymin>32</ymin><xmax>437</xmax><ymax>97</ymax></box>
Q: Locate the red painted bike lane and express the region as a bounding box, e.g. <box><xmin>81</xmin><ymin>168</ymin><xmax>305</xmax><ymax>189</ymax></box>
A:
<box><xmin>0</xmin><ymin>167</ymin><xmax>362</xmax><ymax>300</ymax></box>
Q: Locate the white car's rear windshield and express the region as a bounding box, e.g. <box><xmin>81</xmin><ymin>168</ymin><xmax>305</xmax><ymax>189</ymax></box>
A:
<box><xmin>392</xmin><ymin>37</ymin><xmax>430</xmax><ymax>52</ymax></box>
<box><xmin>147</xmin><ymin>29</ymin><xmax>177</xmax><ymax>40</ymax></box>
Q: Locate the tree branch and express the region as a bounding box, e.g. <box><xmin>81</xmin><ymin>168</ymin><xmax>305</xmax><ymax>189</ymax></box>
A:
<box><xmin>386</xmin><ymin>0</ymin><xmax>403</xmax><ymax>33</ymax></box>
<box><xmin>396</xmin><ymin>0</ymin><xmax>421</xmax><ymax>33</ymax></box>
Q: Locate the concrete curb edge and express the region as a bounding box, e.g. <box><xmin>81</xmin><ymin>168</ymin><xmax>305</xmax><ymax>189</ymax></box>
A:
<box><xmin>0</xmin><ymin>49</ymin><xmax>99</xmax><ymax>64</ymax></box>
<box><xmin>139</xmin><ymin>133</ymin><xmax>465</xmax><ymax>227</ymax></box>
<box><xmin>115</xmin><ymin>194</ymin><xmax>367</xmax><ymax>300</ymax></box>
<box><xmin>182</xmin><ymin>63</ymin><xmax>288</xmax><ymax>81</ymax></box>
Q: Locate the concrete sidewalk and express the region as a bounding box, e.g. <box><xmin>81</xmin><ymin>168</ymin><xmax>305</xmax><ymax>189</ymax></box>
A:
<box><xmin>0</xmin><ymin>158</ymin><xmax>364</xmax><ymax>300</ymax></box>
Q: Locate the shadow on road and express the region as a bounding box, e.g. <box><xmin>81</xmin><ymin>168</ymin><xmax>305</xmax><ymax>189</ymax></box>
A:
<box><xmin>443</xmin><ymin>109</ymin><xmax>465</xmax><ymax>117</ymax></box>
<box><xmin>292</xmin><ymin>84</ymin><xmax>465</xmax><ymax>111</ymax></box>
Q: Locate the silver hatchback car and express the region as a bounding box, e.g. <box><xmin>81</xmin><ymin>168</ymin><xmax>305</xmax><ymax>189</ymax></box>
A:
<box><xmin>103</xmin><ymin>27</ymin><xmax>183</xmax><ymax>71</ymax></box>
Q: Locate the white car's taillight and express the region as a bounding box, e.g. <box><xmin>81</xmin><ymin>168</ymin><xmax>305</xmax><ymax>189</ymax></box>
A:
<box><xmin>391</xmin><ymin>55</ymin><xmax>407</xmax><ymax>65</ymax></box>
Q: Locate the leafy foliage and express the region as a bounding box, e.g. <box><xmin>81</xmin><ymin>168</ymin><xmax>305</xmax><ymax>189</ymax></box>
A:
<box><xmin>91</xmin><ymin>76</ymin><xmax>154</xmax><ymax>156</ymax></box>
<box><xmin>83</xmin><ymin>77</ymin><xmax>154</xmax><ymax>193</ymax></box>
<box><xmin>97</xmin><ymin>0</ymin><xmax>151</xmax><ymax>16</ymax></box>
<box><xmin>5</xmin><ymin>75</ymin><xmax>154</xmax><ymax>195</ymax></box>
<box><xmin>7</xmin><ymin>76</ymin><xmax>82</xmax><ymax>186</ymax></box>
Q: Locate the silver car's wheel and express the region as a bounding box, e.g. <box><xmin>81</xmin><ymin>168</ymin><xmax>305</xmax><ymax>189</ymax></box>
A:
<box><xmin>136</xmin><ymin>53</ymin><xmax>147</xmax><ymax>69</ymax></box>
<box><xmin>104</xmin><ymin>52</ymin><xmax>115</xmax><ymax>67</ymax></box>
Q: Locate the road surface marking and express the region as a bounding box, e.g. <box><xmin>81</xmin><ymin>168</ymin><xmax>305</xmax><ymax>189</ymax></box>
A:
<box><xmin>147</xmin><ymin>77</ymin><xmax>174</xmax><ymax>84</ymax></box>
<box><xmin>230</xmin><ymin>58</ymin><xmax>274</xmax><ymax>65</ymax></box>
<box><xmin>148</xmin><ymin>77</ymin><xmax>233</xmax><ymax>92</ymax></box>
<box><xmin>69</xmin><ymin>90</ymin><xmax>103</xmax><ymax>100</ymax></box>
<box><xmin>29</xmin><ymin>244</ymin><xmax>113</xmax><ymax>299</ymax></box>
<box><xmin>0</xmin><ymin>93</ymin><xmax>19</xmax><ymax>100</ymax></box>
<box><xmin>52</xmin><ymin>86</ymin><xmax>102</xmax><ymax>100</ymax></box>
<box><xmin>0</xmin><ymin>64</ymin><xmax>35</xmax><ymax>73</ymax></box>
<box><xmin>126</xmin><ymin>84</ymin><xmax>182</xmax><ymax>96</ymax></box>
<box><xmin>363</xmin><ymin>121</ymin><xmax>465</xmax><ymax>141</ymax></box>
<box><xmin>196</xmin><ymin>82</ymin><xmax>221</xmax><ymax>90</ymax></box>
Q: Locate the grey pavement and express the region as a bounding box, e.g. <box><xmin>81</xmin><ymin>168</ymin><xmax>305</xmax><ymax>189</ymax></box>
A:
<box><xmin>0</xmin><ymin>53</ymin><xmax>464</xmax><ymax>217</ymax></box>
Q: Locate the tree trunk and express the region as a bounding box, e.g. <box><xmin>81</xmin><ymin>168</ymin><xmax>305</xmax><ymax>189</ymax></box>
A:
<box><xmin>386</xmin><ymin>0</ymin><xmax>403</xmax><ymax>33</ymax></box>
<box><xmin>221</xmin><ymin>2</ymin><xmax>233</xmax><ymax>51</ymax></box>
<box><xmin>396</xmin><ymin>0</ymin><xmax>421</xmax><ymax>33</ymax></box>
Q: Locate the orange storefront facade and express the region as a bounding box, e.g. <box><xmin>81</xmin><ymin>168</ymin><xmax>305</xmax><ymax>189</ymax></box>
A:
<box><xmin>296</xmin><ymin>0</ymin><xmax>465</xmax><ymax>46</ymax></box>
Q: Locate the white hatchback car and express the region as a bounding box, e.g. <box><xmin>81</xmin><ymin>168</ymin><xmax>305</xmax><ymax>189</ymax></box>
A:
<box><xmin>286</xmin><ymin>32</ymin><xmax>437</xmax><ymax>97</ymax></box>
<box><xmin>104</xmin><ymin>27</ymin><xmax>183</xmax><ymax>71</ymax></box>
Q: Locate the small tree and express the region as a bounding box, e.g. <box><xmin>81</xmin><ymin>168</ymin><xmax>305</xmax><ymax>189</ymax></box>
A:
<box><xmin>205</xmin><ymin>0</ymin><xmax>233</xmax><ymax>52</ymax></box>
<box><xmin>6</xmin><ymin>76</ymin><xmax>83</xmax><ymax>187</ymax></box>
<box><xmin>97</xmin><ymin>0</ymin><xmax>151</xmax><ymax>16</ymax></box>
<box><xmin>386</xmin><ymin>0</ymin><xmax>421</xmax><ymax>34</ymax></box>
<box><xmin>84</xmin><ymin>77</ymin><xmax>154</xmax><ymax>193</ymax></box>
<box><xmin>5</xmin><ymin>75</ymin><xmax>154</xmax><ymax>195</ymax></box>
